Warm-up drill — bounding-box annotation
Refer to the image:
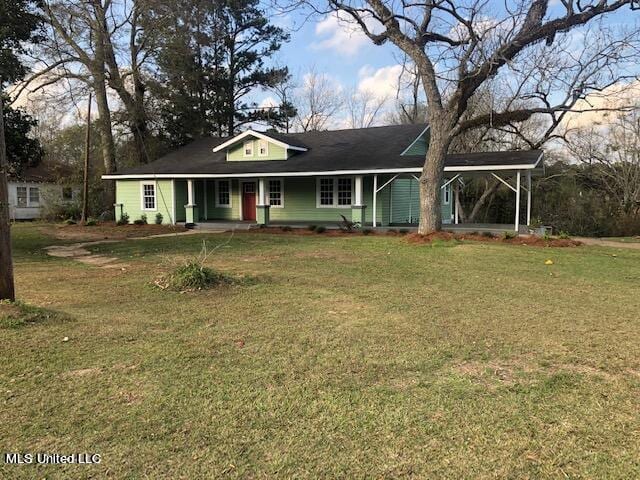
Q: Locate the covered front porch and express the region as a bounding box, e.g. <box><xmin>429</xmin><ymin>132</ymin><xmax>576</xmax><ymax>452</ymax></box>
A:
<box><xmin>174</xmin><ymin>166</ymin><xmax>538</xmax><ymax>234</ymax></box>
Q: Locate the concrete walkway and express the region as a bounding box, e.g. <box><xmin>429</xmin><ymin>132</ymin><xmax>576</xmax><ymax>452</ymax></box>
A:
<box><xmin>44</xmin><ymin>229</ymin><xmax>225</xmax><ymax>268</ymax></box>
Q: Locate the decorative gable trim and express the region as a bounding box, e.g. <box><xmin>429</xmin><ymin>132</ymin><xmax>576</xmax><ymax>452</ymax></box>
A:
<box><xmin>212</xmin><ymin>130</ymin><xmax>308</xmax><ymax>153</ymax></box>
<box><xmin>400</xmin><ymin>125</ymin><xmax>430</xmax><ymax>156</ymax></box>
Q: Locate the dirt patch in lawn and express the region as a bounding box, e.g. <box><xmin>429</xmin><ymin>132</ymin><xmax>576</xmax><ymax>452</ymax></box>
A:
<box><xmin>454</xmin><ymin>359</ymin><xmax>619</xmax><ymax>387</ymax></box>
<box><xmin>406</xmin><ymin>231</ymin><xmax>582</xmax><ymax>247</ymax></box>
<box><xmin>0</xmin><ymin>301</ymin><xmax>71</xmax><ymax>329</ymax></box>
<box><xmin>46</xmin><ymin>222</ymin><xmax>187</xmax><ymax>241</ymax></box>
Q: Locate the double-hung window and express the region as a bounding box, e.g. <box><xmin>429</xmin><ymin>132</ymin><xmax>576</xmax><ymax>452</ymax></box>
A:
<box><xmin>216</xmin><ymin>180</ymin><xmax>231</xmax><ymax>207</ymax></box>
<box><xmin>243</xmin><ymin>141</ymin><xmax>254</xmax><ymax>157</ymax></box>
<box><xmin>337</xmin><ymin>178</ymin><xmax>352</xmax><ymax>206</ymax></box>
<box><xmin>268</xmin><ymin>179</ymin><xmax>283</xmax><ymax>207</ymax></box>
<box><xmin>319</xmin><ymin>178</ymin><xmax>334</xmax><ymax>206</ymax></box>
<box><xmin>16</xmin><ymin>187</ymin><xmax>27</xmax><ymax>207</ymax></box>
<box><xmin>258</xmin><ymin>140</ymin><xmax>269</xmax><ymax>157</ymax></box>
<box><xmin>317</xmin><ymin>177</ymin><xmax>353</xmax><ymax>207</ymax></box>
<box><xmin>141</xmin><ymin>182</ymin><xmax>156</xmax><ymax>210</ymax></box>
<box><xmin>29</xmin><ymin>187</ymin><xmax>40</xmax><ymax>206</ymax></box>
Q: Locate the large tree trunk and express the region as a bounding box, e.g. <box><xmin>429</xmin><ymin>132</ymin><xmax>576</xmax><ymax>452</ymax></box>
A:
<box><xmin>93</xmin><ymin>71</ymin><xmax>117</xmax><ymax>204</ymax></box>
<box><xmin>0</xmin><ymin>95</ymin><xmax>15</xmax><ymax>301</ymax></box>
<box><xmin>418</xmin><ymin>124</ymin><xmax>449</xmax><ymax>234</ymax></box>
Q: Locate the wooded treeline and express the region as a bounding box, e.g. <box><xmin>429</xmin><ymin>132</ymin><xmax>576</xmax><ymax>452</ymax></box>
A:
<box><xmin>4</xmin><ymin>0</ymin><xmax>640</xmax><ymax>237</ymax></box>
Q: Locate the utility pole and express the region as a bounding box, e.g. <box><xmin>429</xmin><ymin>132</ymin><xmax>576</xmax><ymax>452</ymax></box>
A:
<box><xmin>0</xmin><ymin>91</ymin><xmax>16</xmax><ymax>301</ymax></box>
<box><xmin>81</xmin><ymin>93</ymin><xmax>92</xmax><ymax>224</ymax></box>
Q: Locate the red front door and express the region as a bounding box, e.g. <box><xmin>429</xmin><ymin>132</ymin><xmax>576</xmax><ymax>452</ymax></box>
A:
<box><xmin>242</xmin><ymin>182</ymin><xmax>257</xmax><ymax>221</ymax></box>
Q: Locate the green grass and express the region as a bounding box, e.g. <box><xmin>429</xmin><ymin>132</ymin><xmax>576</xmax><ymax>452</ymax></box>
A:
<box><xmin>2</xmin><ymin>223</ymin><xmax>640</xmax><ymax>478</ymax></box>
<box><xmin>0</xmin><ymin>300</ymin><xmax>71</xmax><ymax>329</ymax></box>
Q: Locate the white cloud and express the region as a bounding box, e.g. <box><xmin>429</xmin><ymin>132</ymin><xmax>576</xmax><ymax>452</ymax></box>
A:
<box><xmin>310</xmin><ymin>12</ymin><xmax>377</xmax><ymax>56</ymax></box>
<box><xmin>561</xmin><ymin>80</ymin><xmax>640</xmax><ymax>130</ymax></box>
<box><xmin>258</xmin><ymin>96</ymin><xmax>279</xmax><ymax>108</ymax></box>
<box><xmin>356</xmin><ymin>64</ymin><xmax>404</xmax><ymax>100</ymax></box>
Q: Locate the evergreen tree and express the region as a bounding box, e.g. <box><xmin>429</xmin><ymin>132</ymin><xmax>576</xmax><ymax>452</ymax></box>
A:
<box><xmin>150</xmin><ymin>0</ymin><xmax>293</xmax><ymax>146</ymax></box>
<box><xmin>1</xmin><ymin>95</ymin><xmax>43</xmax><ymax>176</ymax></box>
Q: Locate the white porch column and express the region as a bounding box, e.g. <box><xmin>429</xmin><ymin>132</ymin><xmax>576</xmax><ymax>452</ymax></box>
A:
<box><xmin>372</xmin><ymin>174</ymin><xmax>378</xmax><ymax>228</ymax></box>
<box><xmin>354</xmin><ymin>175</ymin><xmax>363</xmax><ymax>206</ymax></box>
<box><xmin>187</xmin><ymin>179</ymin><xmax>194</xmax><ymax>205</ymax></box>
<box><xmin>454</xmin><ymin>183</ymin><xmax>460</xmax><ymax>225</ymax></box>
<box><xmin>526</xmin><ymin>170</ymin><xmax>532</xmax><ymax>226</ymax></box>
<box><xmin>514</xmin><ymin>171</ymin><xmax>521</xmax><ymax>232</ymax></box>
<box><xmin>258</xmin><ymin>177</ymin><xmax>267</xmax><ymax>206</ymax></box>
<box><xmin>203</xmin><ymin>180</ymin><xmax>208</xmax><ymax>220</ymax></box>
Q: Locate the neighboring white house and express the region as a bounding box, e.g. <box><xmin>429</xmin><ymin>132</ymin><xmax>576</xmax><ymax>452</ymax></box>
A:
<box><xmin>8</xmin><ymin>163</ymin><xmax>78</xmax><ymax>220</ymax></box>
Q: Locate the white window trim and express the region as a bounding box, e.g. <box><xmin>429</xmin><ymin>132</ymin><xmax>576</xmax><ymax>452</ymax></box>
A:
<box><xmin>267</xmin><ymin>178</ymin><xmax>284</xmax><ymax>208</ymax></box>
<box><xmin>258</xmin><ymin>140</ymin><xmax>269</xmax><ymax>157</ymax></box>
<box><xmin>215</xmin><ymin>179</ymin><xmax>232</xmax><ymax>208</ymax></box>
<box><xmin>316</xmin><ymin>177</ymin><xmax>353</xmax><ymax>208</ymax></box>
<box><xmin>243</xmin><ymin>140</ymin><xmax>254</xmax><ymax>157</ymax></box>
<box><xmin>140</xmin><ymin>181</ymin><xmax>157</xmax><ymax>211</ymax></box>
<box><xmin>16</xmin><ymin>186</ymin><xmax>28</xmax><ymax>208</ymax></box>
<box><xmin>28</xmin><ymin>187</ymin><xmax>40</xmax><ymax>207</ymax></box>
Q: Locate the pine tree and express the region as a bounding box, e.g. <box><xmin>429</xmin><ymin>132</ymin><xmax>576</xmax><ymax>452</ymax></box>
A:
<box><xmin>150</xmin><ymin>0</ymin><xmax>293</xmax><ymax>145</ymax></box>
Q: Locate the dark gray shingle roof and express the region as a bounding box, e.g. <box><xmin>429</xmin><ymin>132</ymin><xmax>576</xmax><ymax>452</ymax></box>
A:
<box><xmin>108</xmin><ymin>124</ymin><xmax>542</xmax><ymax>176</ymax></box>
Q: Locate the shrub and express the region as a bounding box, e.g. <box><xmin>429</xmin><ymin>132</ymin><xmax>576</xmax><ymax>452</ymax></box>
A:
<box><xmin>502</xmin><ymin>231</ymin><xmax>517</xmax><ymax>240</ymax></box>
<box><xmin>481</xmin><ymin>231</ymin><xmax>495</xmax><ymax>238</ymax></box>
<box><xmin>133</xmin><ymin>214</ymin><xmax>148</xmax><ymax>226</ymax></box>
<box><xmin>116</xmin><ymin>213</ymin><xmax>130</xmax><ymax>226</ymax></box>
<box><xmin>314</xmin><ymin>225</ymin><xmax>326</xmax><ymax>233</ymax></box>
<box><xmin>280</xmin><ymin>225</ymin><xmax>293</xmax><ymax>232</ymax></box>
<box><xmin>558</xmin><ymin>230</ymin><xmax>571</xmax><ymax>240</ymax></box>
<box><xmin>85</xmin><ymin>218</ymin><xmax>97</xmax><ymax>226</ymax></box>
<box><xmin>155</xmin><ymin>213</ymin><xmax>163</xmax><ymax>225</ymax></box>
<box><xmin>157</xmin><ymin>262</ymin><xmax>233</xmax><ymax>292</ymax></box>
<box><xmin>307</xmin><ymin>225</ymin><xmax>317</xmax><ymax>231</ymax></box>
<box><xmin>362</xmin><ymin>229</ymin><xmax>373</xmax><ymax>235</ymax></box>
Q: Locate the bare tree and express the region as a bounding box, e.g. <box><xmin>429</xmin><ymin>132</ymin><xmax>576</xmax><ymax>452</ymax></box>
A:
<box><xmin>293</xmin><ymin>68</ymin><xmax>343</xmax><ymax>131</ymax></box>
<box><xmin>285</xmin><ymin>0</ymin><xmax>640</xmax><ymax>233</ymax></box>
<box><xmin>568</xmin><ymin>106</ymin><xmax>640</xmax><ymax>215</ymax></box>
<box><xmin>345</xmin><ymin>86</ymin><xmax>387</xmax><ymax>128</ymax></box>
<box><xmin>18</xmin><ymin>0</ymin><xmax>162</xmax><ymax>178</ymax></box>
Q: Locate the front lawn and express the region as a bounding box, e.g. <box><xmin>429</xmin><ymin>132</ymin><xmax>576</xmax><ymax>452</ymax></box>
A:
<box><xmin>2</xmin><ymin>223</ymin><xmax>640</xmax><ymax>478</ymax></box>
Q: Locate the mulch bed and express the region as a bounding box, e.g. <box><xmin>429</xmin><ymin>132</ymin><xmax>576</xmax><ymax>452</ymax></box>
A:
<box><xmin>48</xmin><ymin>222</ymin><xmax>187</xmax><ymax>241</ymax></box>
<box><xmin>405</xmin><ymin>231</ymin><xmax>582</xmax><ymax>247</ymax></box>
<box><xmin>243</xmin><ymin>226</ymin><xmax>582</xmax><ymax>247</ymax></box>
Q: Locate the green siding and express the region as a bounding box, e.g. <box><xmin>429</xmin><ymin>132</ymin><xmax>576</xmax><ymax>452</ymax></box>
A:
<box><xmin>116</xmin><ymin>179</ymin><xmax>174</xmax><ymax>224</ymax></box>
<box><xmin>267</xmin><ymin>177</ymin><xmax>390</xmax><ymax>226</ymax></box>
<box><xmin>117</xmin><ymin>175</ymin><xmax>450</xmax><ymax>227</ymax></box>
<box><xmin>227</xmin><ymin>138</ymin><xmax>287</xmax><ymax>161</ymax></box>
<box><xmin>402</xmin><ymin>128</ymin><xmax>430</xmax><ymax>156</ymax></box>
<box><xmin>174</xmin><ymin>179</ymin><xmax>241</xmax><ymax>221</ymax></box>
<box><xmin>390</xmin><ymin>178</ymin><xmax>452</xmax><ymax>225</ymax></box>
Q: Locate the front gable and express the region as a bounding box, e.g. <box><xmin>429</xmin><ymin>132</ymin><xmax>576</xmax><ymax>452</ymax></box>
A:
<box><xmin>227</xmin><ymin>136</ymin><xmax>288</xmax><ymax>161</ymax></box>
<box><xmin>213</xmin><ymin>129</ymin><xmax>307</xmax><ymax>162</ymax></box>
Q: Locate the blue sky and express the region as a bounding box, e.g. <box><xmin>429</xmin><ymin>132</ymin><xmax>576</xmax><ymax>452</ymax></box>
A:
<box><xmin>257</xmin><ymin>9</ymin><xmax>403</xmax><ymax>108</ymax></box>
<box><xmin>255</xmin><ymin>2</ymin><xmax>640</xmax><ymax>115</ymax></box>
